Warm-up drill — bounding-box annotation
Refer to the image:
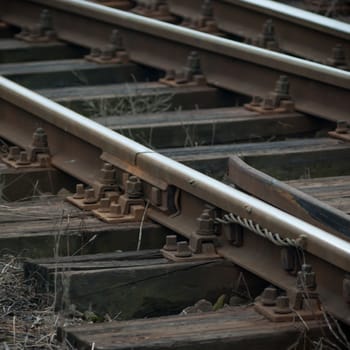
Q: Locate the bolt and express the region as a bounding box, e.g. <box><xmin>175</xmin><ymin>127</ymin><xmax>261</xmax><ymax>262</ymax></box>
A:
<box><xmin>343</xmin><ymin>274</ymin><xmax>350</xmax><ymax>304</ymax></box>
<box><xmin>297</xmin><ymin>264</ymin><xmax>316</xmax><ymax>291</ymax></box>
<box><xmin>38</xmin><ymin>154</ymin><xmax>50</xmax><ymax>168</ymax></box>
<box><xmin>262</xmin><ymin>97</ymin><xmax>275</xmax><ymax>110</ymax></box>
<box><xmin>99</xmin><ymin>163</ymin><xmax>116</xmax><ymax>185</ymax></box>
<box><xmin>100</xmin><ymin>47</ymin><xmax>115</xmax><ymax>60</ymax></box>
<box><xmin>39</xmin><ymin>9</ymin><xmax>53</xmax><ymax>31</ymax></box>
<box><xmin>186</xmin><ymin>51</ymin><xmax>201</xmax><ymax>76</ymax></box>
<box><xmin>163</xmin><ymin>235</ymin><xmax>177</xmax><ymax>251</ymax></box>
<box><xmin>16</xmin><ymin>151</ymin><xmax>30</xmax><ymax>165</ymax></box>
<box><xmin>250</xmin><ymin>95</ymin><xmax>262</xmax><ymax>107</ymax></box>
<box><xmin>83</xmin><ymin>188</ymin><xmax>97</xmax><ymax>204</ymax></box>
<box><xmin>98</xmin><ymin>197</ymin><xmax>110</xmax><ymax>213</ymax></box>
<box><xmin>196</xmin><ymin>210</ymin><xmax>214</xmax><ymax>236</ymax></box>
<box><xmin>109</xmin><ymin>29</ymin><xmax>123</xmax><ymax>49</ymax></box>
<box><xmin>90</xmin><ymin>47</ymin><xmax>101</xmax><ymax>57</ymax></box>
<box><xmin>7</xmin><ymin>146</ymin><xmax>20</xmax><ymax>161</ymax></box>
<box><xmin>274</xmin><ymin>75</ymin><xmax>290</xmax><ymax>97</ymax></box>
<box><xmin>175</xmin><ymin>241</ymin><xmax>192</xmax><ymax>258</ymax></box>
<box><xmin>73</xmin><ymin>184</ymin><xmax>85</xmax><ymax>199</ymax></box>
<box><xmin>261</xmin><ymin>287</ymin><xmax>277</xmax><ymax>306</ymax></box>
<box><xmin>126</xmin><ymin>176</ymin><xmax>143</xmax><ymax>199</ymax></box>
<box><xmin>201</xmin><ymin>0</ymin><xmax>213</xmax><ymax>19</ymax></box>
<box><xmin>335</xmin><ymin>120</ymin><xmax>348</xmax><ymax>134</ymax></box>
<box><xmin>108</xmin><ymin>203</ymin><xmax>122</xmax><ymax>218</ymax></box>
<box><xmin>32</xmin><ymin>127</ymin><xmax>48</xmax><ymax>148</ymax></box>
<box><xmin>262</xmin><ymin>19</ymin><xmax>276</xmax><ymax>43</ymax></box>
<box><xmin>274</xmin><ymin>296</ymin><xmax>292</xmax><ymax>314</ymax></box>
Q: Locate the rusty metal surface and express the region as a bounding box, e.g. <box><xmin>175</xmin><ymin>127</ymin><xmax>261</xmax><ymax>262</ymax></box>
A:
<box><xmin>213</xmin><ymin>0</ymin><xmax>350</xmax><ymax>63</ymax></box>
<box><xmin>1</xmin><ymin>76</ymin><xmax>350</xmax><ymax>323</ymax></box>
<box><xmin>227</xmin><ymin>155</ymin><xmax>350</xmax><ymax>240</ymax></box>
<box><xmin>0</xmin><ymin>0</ymin><xmax>349</xmax><ymax>122</ymax></box>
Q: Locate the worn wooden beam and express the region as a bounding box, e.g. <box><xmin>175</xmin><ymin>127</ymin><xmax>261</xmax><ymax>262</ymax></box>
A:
<box><xmin>25</xmin><ymin>250</ymin><xmax>265</xmax><ymax>319</ymax></box>
<box><xmin>0</xmin><ymin>38</ymin><xmax>86</xmax><ymax>63</ymax></box>
<box><xmin>59</xmin><ymin>306</ymin><xmax>327</xmax><ymax>349</ymax></box>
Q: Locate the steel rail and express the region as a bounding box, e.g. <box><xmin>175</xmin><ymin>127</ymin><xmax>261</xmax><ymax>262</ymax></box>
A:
<box><xmin>168</xmin><ymin>0</ymin><xmax>350</xmax><ymax>63</ymax></box>
<box><xmin>0</xmin><ymin>76</ymin><xmax>349</xmax><ymax>323</ymax></box>
<box><xmin>1</xmin><ymin>0</ymin><xmax>349</xmax><ymax>122</ymax></box>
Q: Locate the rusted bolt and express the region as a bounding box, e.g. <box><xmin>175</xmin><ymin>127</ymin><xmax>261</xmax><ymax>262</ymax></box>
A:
<box><xmin>126</xmin><ymin>176</ymin><xmax>143</xmax><ymax>199</ymax></box>
<box><xmin>98</xmin><ymin>197</ymin><xmax>110</xmax><ymax>213</ymax></box>
<box><xmin>201</xmin><ymin>0</ymin><xmax>213</xmax><ymax>18</ymax></box>
<box><xmin>150</xmin><ymin>187</ymin><xmax>162</xmax><ymax>206</ymax></box>
<box><xmin>261</xmin><ymin>287</ymin><xmax>277</xmax><ymax>306</ymax></box>
<box><xmin>110</xmin><ymin>29</ymin><xmax>123</xmax><ymax>49</ymax></box>
<box><xmin>90</xmin><ymin>48</ymin><xmax>101</xmax><ymax>58</ymax></box>
<box><xmin>250</xmin><ymin>95</ymin><xmax>262</xmax><ymax>107</ymax></box>
<box><xmin>261</xmin><ymin>97</ymin><xmax>275</xmax><ymax>110</ymax></box>
<box><xmin>101</xmin><ymin>47</ymin><xmax>115</xmax><ymax>60</ymax></box>
<box><xmin>274</xmin><ymin>75</ymin><xmax>290</xmax><ymax>96</ymax></box>
<box><xmin>335</xmin><ymin>120</ymin><xmax>348</xmax><ymax>134</ymax></box>
<box><xmin>163</xmin><ymin>235</ymin><xmax>177</xmax><ymax>251</ymax></box>
<box><xmin>73</xmin><ymin>184</ymin><xmax>85</xmax><ymax>199</ymax></box>
<box><xmin>39</xmin><ymin>9</ymin><xmax>53</xmax><ymax>32</ymax></box>
<box><xmin>297</xmin><ymin>264</ymin><xmax>316</xmax><ymax>291</ymax></box>
<box><xmin>175</xmin><ymin>241</ymin><xmax>192</xmax><ymax>258</ymax></box>
<box><xmin>99</xmin><ymin>163</ymin><xmax>116</xmax><ymax>185</ymax></box>
<box><xmin>186</xmin><ymin>51</ymin><xmax>201</xmax><ymax>76</ymax></box>
<box><xmin>196</xmin><ymin>210</ymin><xmax>214</xmax><ymax>236</ymax></box>
<box><xmin>38</xmin><ymin>154</ymin><xmax>50</xmax><ymax>168</ymax></box>
<box><xmin>7</xmin><ymin>146</ymin><xmax>20</xmax><ymax>161</ymax></box>
<box><xmin>280</xmin><ymin>247</ymin><xmax>296</xmax><ymax>272</ymax></box>
<box><xmin>16</xmin><ymin>151</ymin><xmax>30</xmax><ymax>165</ymax></box>
<box><xmin>274</xmin><ymin>296</ymin><xmax>292</xmax><ymax>314</ymax></box>
<box><xmin>109</xmin><ymin>203</ymin><xmax>122</xmax><ymax>218</ymax></box>
<box><xmin>83</xmin><ymin>188</ymin><xmax>97</xmax><ymax>204</ymax></box>
<box><xmin>261</xmin><ymin>19</ymin><xmax>278</xmax><ymax>49</ymax></box>
<box><xmin>32</xmin><ymin>127</ymin><xmax>48</xmax><ymax>148</ymax></box>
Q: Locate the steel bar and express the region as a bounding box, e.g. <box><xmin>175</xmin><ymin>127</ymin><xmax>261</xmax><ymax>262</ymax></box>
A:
<box><xmin>0</xmin><ymin>76</ymin><xmax>349</xmax><ymax>323</ymax></box>
<box><xmin>168</xmin><ymin>0</ymin><xmax>350</xmax><ymax>63</ymax></box>
<box><xmin>0</xmin><ymin>0</ymin><xmax>349</xmax><ymax>122</ymax></box>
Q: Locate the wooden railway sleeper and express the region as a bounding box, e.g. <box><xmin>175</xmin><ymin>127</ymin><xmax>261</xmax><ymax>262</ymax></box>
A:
<box><xmin>15</xmin><ymin>9</ymin><xmax>56</xmax><ymax>43</ymax></box>
<box><xmin>2</xmin><ymin>127</ymin><xmax>51</xmax><ymax>168</ymax></box>
<box><xmin>85</xmin><ymin>29</ymin><xmax>130</xmax><ymax>64</ymax></box>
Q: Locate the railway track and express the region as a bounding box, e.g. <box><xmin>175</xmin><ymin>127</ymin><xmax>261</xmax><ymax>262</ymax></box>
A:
<box><xmin>90</xmin><ymin>0</ymin><xmax>350</xmax><ymax>68</ymax></box>
<box><xmin>0</xmin><ymin>0</ymin><xmax>349</xmax><ymax>349</ymax></box>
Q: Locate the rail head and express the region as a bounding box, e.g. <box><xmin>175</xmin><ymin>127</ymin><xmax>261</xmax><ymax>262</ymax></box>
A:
<box><xmin>222</xmin><ymin>0</ymin><xmax>350</xmax><ymax>38</ymax></box>
<box><xmin>4</xmin><ymin>0</ymin><xmax>349</xmax><ymax>89</ymax></box>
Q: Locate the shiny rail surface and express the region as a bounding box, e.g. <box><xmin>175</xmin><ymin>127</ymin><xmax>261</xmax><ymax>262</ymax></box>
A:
<box><xmin>168</xmin><ymin>0</ymin><xmax>350</xmax><ymax>63</ymax></box>
<box><xmin>1</xmin><ymin>0</ymin><xmax>349</xmax><ymax>122</ymax></box>
<box><xmin>1</xmin><ymin>75</ymin><xmax>349</xmax><ymax>324</ymax></box>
